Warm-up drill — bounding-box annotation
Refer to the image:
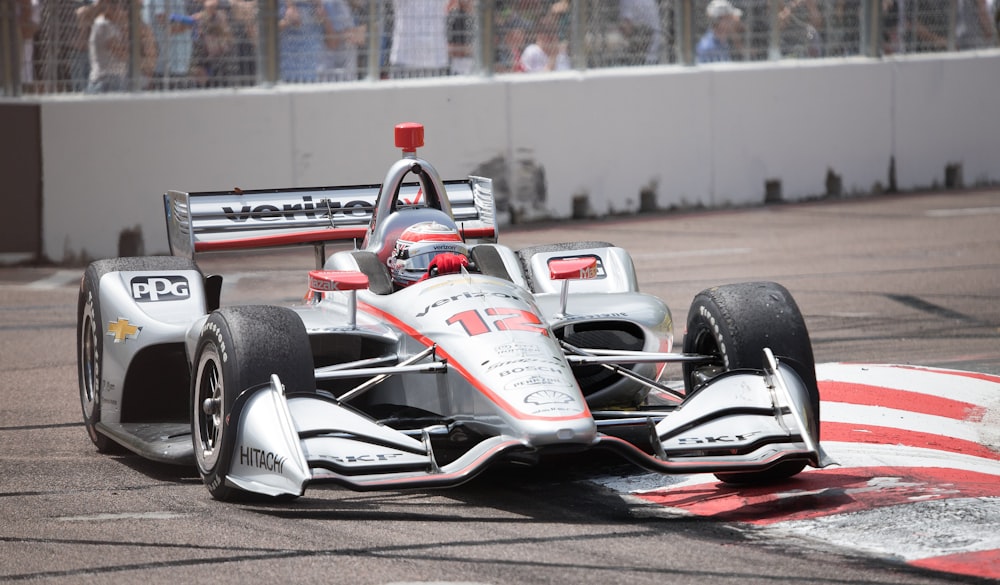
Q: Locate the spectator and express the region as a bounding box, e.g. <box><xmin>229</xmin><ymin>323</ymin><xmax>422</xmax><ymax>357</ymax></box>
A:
<box><xmin>955</xmin><ymin>0</ymin><xmax>996</xmax><ymax>49</ymax></box>
<box><xmin>521</xmin><ymin>14</ymin><xmax>569</xmax><ymax>72</ymax></box>
<box><xmin>696</xmin><ymin>0</ymin><xmax>743</xmax><ymax>63</ymax></box>
<box><xmin>145</xmin><ymin>0</ymin><xmax>195</xmax><ymax>88</ymax></box>
<box><xmin>446</xmin><ymin>0</ymin><xmax>475</xmax><ymax>75</ymax></box>
<box><xmin>192</xmin><ymin>0</ymin><xmax>233</xmax><ymax>85</ymax></box>
<box><xmin>228</xmin><ymin>0</ymin><xmax>258</xmax><ymax>83</ymax></box>
<box><xmin>278</xmin><ymin>0</ymin><xmax>335</xmax><ymax>82</ymax></box>
<box><xmin>321</xmin><ymin>0</ymin><xmax>364</xmax><ymax>81</ymax></box>
<box><xmin>17</xmin><ymin>0</ymin><xmax>41</xmax><ymax>87</ymax></box>
<box><xmin>883</xmin><ymin>0</ymin><xmax>948</xmax><ymax>54</ymax></box>
<box><xmin>495</xmin><ymin>12</ymin><xmax>528</xmax><ymax>72</ymax></box>
<box><xmin>87</xmin><ymin>0</ymin><xmax>156</xmax><ymax>92</ymax></box>
<box><xmin>619</xmin><ymin>0</ymin><xmax>664</xmax><ymax>65</ymax></box>
<box><xmin>778</xmin><ymin>0</ymin><xmax>824</xmax><ymax>57</ymax></box>
<box><xmin>389</xmin><ymin>0</ymin><xmax>449</xmax><ymax>78</ymax></box>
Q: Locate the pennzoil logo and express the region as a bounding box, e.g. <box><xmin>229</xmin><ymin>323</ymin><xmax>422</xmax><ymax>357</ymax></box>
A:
<box><xmin>130</xmin><ymin>276</ymin><xmax>190</xmax><ymax>302</ymax></box>
<box><xmin>107</xmin><ymin>318</ymin><xmax>141</xmax><ymax>343</ymax></box>
<box><xmin>504</xmin><ymin>374</ymin><xmax>573</xmax><ymax>392</ymax></box>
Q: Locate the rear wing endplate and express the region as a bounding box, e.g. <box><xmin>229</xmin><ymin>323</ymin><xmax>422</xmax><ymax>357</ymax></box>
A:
<box><xmin>164</xmin><ymin>177</ymin><xmax>495</xmax><ymax>259</ymax></box>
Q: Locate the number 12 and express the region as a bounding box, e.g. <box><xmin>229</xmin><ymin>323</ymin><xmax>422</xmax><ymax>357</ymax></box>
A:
<box><xmin>446</xmin><ymin>308</ymin><xmax>549</xmax><ymax>337</ymax></box>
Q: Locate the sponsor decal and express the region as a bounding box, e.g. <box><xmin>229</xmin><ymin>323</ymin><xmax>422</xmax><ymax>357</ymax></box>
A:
<box><xmin>524</xmin><ymin>390</ymin><xmax>575</xmax><ymax>405</ymax></box>
<box><xmin>239</xmin><ymin>445</ymin><xmax>286</xmax><ymax>473</ymax></box>
<box><xmin>483</xmin><ymin>357</ymin><xmax>563</xmax><ymax>372</ymax></box>
<box><xmin>221</xmin><ymin>195</ymin><xmax>373</xmax><ymax>223</ymax></box>
<box><xmin>130</xmin><ymin>275</ymin><xmax>190</xmax><ymax>302</ymax></box>
<box><xmin>415</xmin><ymin>290</ymin><xmax>523</xmax><ymax>317</ymax></box>
<box><xmin>493</xmin><ymin>342</ymin><xmax>544</xmax><ymax>357</ymax></box>
<box><xmin>106</xmin><ymin>318</ymin><xmax>141</xmax><ymax>343</ymax></box>
<box><xmin>560</xmin><ymin>312</ymin><xmax>629</xmax><ymax>322</ymax></box>
<box><xmin>674</xmin><ymin>432</ymin><xmax>762</xmax><ymax>445</ymax></box>
<box><xmin>547</xmin><ymin>254</ymin><xmax>607</xmax><ymax>279</ymax></box>
<box><xmin>504</xmin><ymin>374</ymin><xmax>572</xmax><ymax>392</ymax></box>
<box><xmin>330</xmin><ymin>453</ymin><xmax>406</xmax><ymax>464</ymax></box>
<box><xmin>498</xmin><ymin>365</ymin><xmax>563</xmax><ymax>378</ymax></box>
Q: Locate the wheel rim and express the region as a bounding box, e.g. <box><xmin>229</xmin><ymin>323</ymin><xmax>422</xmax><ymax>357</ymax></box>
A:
<box><xmin>194</xmin><ymin>347</ymin><xmax>224</xmax><ymax>472</ymax></box>
<box><xmin>687</xmin><ymin>329</ymin><xmax>726</xmax><ymax>389</ymax></box>
<box><xmin>80</xmin><ymin>294</ymin><xmax>99</xmax><ymax>419</ymax></box>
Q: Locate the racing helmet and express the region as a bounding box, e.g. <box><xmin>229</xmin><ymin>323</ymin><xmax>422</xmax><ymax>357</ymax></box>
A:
<box><xmin>388</xmin><ymin>221</ymin><xmax>469</xmax><ymax>288</ymax></box>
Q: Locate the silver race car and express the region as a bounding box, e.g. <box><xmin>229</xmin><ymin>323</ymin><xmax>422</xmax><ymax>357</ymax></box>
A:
<box><xmin>77</xmin><ymin>123</ymin><xmax>831</xmax><ymax>501</ymax></box>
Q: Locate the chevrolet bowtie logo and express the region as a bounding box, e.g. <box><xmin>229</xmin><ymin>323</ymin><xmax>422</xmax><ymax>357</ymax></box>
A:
<box><xmin>107</xmin><ymin>318</ymin><xmax>140</xmax><ymax>343</ymax></box>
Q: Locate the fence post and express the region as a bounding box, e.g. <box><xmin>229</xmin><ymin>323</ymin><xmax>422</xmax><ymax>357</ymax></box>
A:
<box><xmin>0</xmin><ymin>0</ymin><xmax>20</xmax><ymax>97</ymax></box>
<box><xmin>860</xmin><ymin>0</ymin><xmax>882</xmax><ymax>57</ymax></box>
<box><xmin>365</xmin><ymin>0</ymin><xmax>381</xmax><ymax>81</ymax></box>
<box><xmin>477</xmin><ymin>0</ymin><xmax>494</xmax><ymax>76</ymax></box>
<box><xmin>768</xmin><ymin>0</ymin><xmax>781</xmax><ymax>60</ymax></box>
<box><xmin>258</xmin><ymin>0</ymin><xmax>279</xmax><ymax>85</ymax></box>
<box><xmin>675</xmin><ymin>0</ymin><xmax>693</xmax><ymax>65</ymax></box>
<box><xmin>946</xmin><ymin>0</ymin><xmax>957</xmax><ymax>51</ymax></box>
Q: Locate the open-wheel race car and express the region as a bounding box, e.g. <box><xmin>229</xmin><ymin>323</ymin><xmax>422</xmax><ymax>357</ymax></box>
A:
<box><xmin>77</xmin><ymin>122</ymin><xmax>832</xmax><ymax>501</ymax></box>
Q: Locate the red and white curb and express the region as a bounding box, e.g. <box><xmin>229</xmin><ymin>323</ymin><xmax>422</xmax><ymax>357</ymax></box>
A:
<box><xmin>595</xmin><ymin>364</ymin><xmax>1000</xmax><ymax>580</ymax></box>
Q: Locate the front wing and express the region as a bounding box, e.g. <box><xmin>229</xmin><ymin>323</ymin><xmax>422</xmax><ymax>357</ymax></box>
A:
<box><xmin>222</xmin><ymin>352</ymin><xmax>832</xmax><ymax>498</ymax></box>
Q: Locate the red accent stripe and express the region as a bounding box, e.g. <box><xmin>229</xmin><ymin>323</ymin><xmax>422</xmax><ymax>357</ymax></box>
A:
<box><xmin>637</xmin><ymin>467</ymin><xmax>1000</xmax><ymax>526</ymax></box>
<box><xmin>194</xmin><ymin>227</ymin><xmax>368</xmax><ymax>252</ymax></box>
<box><xmin>910</xmin><ymin>549</ymin><xmax>1000</xmax><ymax>580</ymax></box>
<box><xmin>821</xmin><ymin>421</ymin><xmax>1000</xmax><ymax>461</ymax></box>
<box><xmin>356</xmin><ymin>301</ymin><xmax>592</xmax><ymax>423</ymax></box>
<box><xmin>820</xmin><ymin>381</ymin><xmax>985</xmax><ymax>422</ymax></box>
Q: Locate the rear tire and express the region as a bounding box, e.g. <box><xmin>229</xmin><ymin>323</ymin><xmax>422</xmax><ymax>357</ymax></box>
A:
<box><xmin>191</xmin><ymin>305</ymin><xmax>315</xmax><ymax>501</ymax></box>
<box><xmin>681</xmin><ymin>281</ymin><xmax>819</xmax><ymax>484</ymax></box>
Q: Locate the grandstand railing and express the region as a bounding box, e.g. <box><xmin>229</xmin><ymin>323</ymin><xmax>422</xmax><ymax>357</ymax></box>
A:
<box><xmin>2</xmin><ymin>0</ymin><xmax>997</xmax><ymax>97</ymax></box>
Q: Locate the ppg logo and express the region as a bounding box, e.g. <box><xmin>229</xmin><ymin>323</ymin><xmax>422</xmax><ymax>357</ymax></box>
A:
<box><xmin>130</xmin><ymin>276</ymin><xmax>190</xmax><ymax>302</ymax></box>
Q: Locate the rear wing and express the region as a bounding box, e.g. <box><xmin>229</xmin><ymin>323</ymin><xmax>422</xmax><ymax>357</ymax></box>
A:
<box><xmin>163</xmin><ymin>177</ymin><xmax>496</xmax><ymax>259</ymax></box>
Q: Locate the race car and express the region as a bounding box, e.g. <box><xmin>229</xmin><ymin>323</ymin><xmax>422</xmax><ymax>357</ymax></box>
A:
<box><xmin>77</xmin><ymin>122</ymin><xmax>831</xmax><ymax>501</ymax></box>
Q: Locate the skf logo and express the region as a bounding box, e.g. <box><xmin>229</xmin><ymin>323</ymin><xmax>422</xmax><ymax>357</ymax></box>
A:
<box><xmin>130</xmin><ymin>276</ymin><xmax>190</xmax><ymax>302</ymax></box>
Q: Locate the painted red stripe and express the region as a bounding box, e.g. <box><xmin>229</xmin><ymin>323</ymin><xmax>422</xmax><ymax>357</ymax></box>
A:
<box><xmin>819</xmin><ymin>381</ymin><xmax>985</xmax><ymax>421</ymax></box>
<box><xmin>637</xmin><ymin>467</ymin><xmax>1000</xmax><ymax>526</ymax></box>
<box><xmin>910</xmin><ymin>549</ymin><xmax>1000</xmax><ymax>580</ymax></box>
<box><xmin>194</xmin><ymin>227</ymin><xmax>368</xmax><ymax>251</ymax></box>
<box><xmin>821</xmin><ymin>421</ymin><xmax>1000</xmax><ymax>461</ymax></box>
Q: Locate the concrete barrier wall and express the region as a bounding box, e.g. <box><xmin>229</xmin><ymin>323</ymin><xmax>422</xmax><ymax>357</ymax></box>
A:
<box><xmin>37</xmin><ymin>51</ymin><xmax>1000</xmax><ymax>263</ymax></box>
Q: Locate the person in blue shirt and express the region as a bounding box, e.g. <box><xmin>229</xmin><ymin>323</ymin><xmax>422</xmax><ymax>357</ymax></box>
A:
<box><xmin>696</xmin><ymin>0</ymin><xmax>744</xmax><ymax>63</ymax></box>
<box><xmin>278</xmin><ymin>0</ymin><xmax>337</xmax><ymax>82</ymax></box>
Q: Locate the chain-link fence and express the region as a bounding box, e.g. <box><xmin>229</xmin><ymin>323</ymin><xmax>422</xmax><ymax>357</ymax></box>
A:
<box><xmin>2</xmin><ymin>0</ymin><xmax>997</xmax><ymax>96</ymax></box>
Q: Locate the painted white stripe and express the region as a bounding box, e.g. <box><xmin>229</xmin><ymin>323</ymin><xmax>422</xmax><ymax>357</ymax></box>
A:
<box><xmin>820</xmin><ymin>441</ymin><xmax>1000</xmax><ymax>476</ymax></box>
<box><xmin>765</xmin><ymin>497</ymin><xmax>1000</xmax><ymax>561</ymax></box>
<box><xmin>26</xmin><ymin>270</ymin><xmax>81</xmax><ymax>290</ymax></box>
<box><xmin>816</xmin><ymin>363</ymin><xmax>1000</xmax><ymax>405</ymax></box>
<box><xmin>822</xmin><ymin>402</ymin><xmax>983</xmax><ymax>443</ymax></box>
<box><xmin>58</xmin><ymin>511</ymin><xmax>185</xmax><ymax>521</ymax></box>
<box><xmin>600</xmin><ymin>441</ymin><xmax>1000</xmax><ymax>496</ymax></box>
<box><xmin>926</xmin><ymin>206</ymin><xmax>1000</xmax><ymax>217</ymax></box>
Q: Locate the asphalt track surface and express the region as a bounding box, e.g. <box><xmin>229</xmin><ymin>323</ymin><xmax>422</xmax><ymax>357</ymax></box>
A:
<box><xmin>1</xmin><ymin>190</ymin><xmax>998</xmax><ymax>584</ymax></box>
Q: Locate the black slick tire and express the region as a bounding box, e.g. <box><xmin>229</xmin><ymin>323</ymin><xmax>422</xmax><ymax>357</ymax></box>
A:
<box><xmin>191</xmin><ymin>305</ymin><xmax>315</xmax><ymax>501</ymax></box>
<box><xmin>681</xmin><ymin>281</ymin><xmax>819</xmax><ymax>484</ymax></box>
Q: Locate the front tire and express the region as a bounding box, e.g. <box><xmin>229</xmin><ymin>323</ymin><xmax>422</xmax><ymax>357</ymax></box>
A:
<box><xmin>191</xmin><ymin>305</ymin><xmax>315</xmax><ymax>501</ymax></box>
<box><xmin>682</xmin><ymin>281</ymin><xmax>819</xmax><ymax>484</ymax></box>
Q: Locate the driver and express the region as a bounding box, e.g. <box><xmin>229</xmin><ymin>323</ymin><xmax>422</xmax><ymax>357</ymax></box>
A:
<box><xmin>388</xmin><ymin>221</ymin><xmax>470</xmax><ymax>288</ymax></box>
